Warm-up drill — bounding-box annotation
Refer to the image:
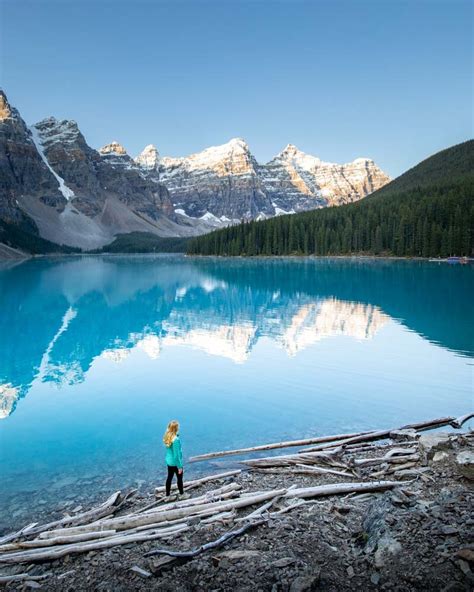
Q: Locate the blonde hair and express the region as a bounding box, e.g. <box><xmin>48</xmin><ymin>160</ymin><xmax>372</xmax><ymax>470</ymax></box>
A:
<box><xmin>163</xmin><ymin>420</ymin><xmax>179</xmax><ymax>447</ymax></box>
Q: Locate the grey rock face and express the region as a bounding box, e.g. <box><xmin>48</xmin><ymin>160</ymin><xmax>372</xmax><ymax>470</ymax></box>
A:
<box><xmin>156</xmin><ymin>138</ymin><xmax>273</xmax><ymax>221</ymax></box>
<box><xmin>0</xmin><ymin>90</ymin><xmax>65</xmax><ymax>233</ymax></box>
<box><xmin>34</xmin><ymin>119</ymin><xmax>174</xmax><ymax>221</ymax></box>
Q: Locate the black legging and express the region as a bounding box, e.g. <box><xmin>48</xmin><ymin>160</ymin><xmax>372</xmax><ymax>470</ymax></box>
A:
<box><xmin>166</xmin><ymin>465</ymin><xmax>184</xmax><ymax>496</ymax></box>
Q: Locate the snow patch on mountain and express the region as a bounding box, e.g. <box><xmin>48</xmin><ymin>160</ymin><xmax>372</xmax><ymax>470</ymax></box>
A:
<box><xmin>30</xmin><ymin>125</ymin><xmax>75</xmax><ymax>201</ymax></box>
<box><xmin>161</xmin><ymin>137</ymin><xmax>253</xmax><ymax>174</ymax></box>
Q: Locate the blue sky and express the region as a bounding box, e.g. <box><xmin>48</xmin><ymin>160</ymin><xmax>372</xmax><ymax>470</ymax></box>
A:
<box><xmin>1</xmin><ymin>0</ymin><xmax>472</xmax><ymax>176</ymax></box>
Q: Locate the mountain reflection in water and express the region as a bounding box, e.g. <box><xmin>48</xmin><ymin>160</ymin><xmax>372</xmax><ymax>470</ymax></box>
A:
<box><xmin>0</xmin><ymin>255</ymin><xmax>472</xmax><ymax>420</ymax></box>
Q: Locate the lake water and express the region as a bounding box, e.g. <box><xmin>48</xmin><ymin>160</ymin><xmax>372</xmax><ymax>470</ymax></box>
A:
<box><xmin>0</xmin><ymin>255</ymin><xmax>472</xmax><ymax>531</ymax></box>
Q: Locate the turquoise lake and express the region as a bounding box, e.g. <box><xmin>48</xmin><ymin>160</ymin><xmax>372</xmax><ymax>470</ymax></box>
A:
<box><xmin>0</xmin><ymin>255</ymin><xmax>473</xmax><ymax>531</ymax></box>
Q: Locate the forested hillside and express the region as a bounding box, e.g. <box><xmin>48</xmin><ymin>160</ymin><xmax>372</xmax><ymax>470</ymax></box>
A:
<box><xmin>187</xmin><ymin>141</ymin><xmax>474</xmax><ymax>258</ymax></box>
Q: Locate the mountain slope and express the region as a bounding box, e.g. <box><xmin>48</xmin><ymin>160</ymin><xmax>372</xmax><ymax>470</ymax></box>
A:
<box><xmin>187</xmin><ymin>141</ymin><xmax>474</xmax><ymax>258</ymax></box>
<box><xmin>372</xmin><ymin>140</ymin><xmax>474</xmax><ymax>196</ymax></box>
<box><xmin>0</xmin><ymin>91</ymin><xmax>67</xmax><ymax>233</ymax></box>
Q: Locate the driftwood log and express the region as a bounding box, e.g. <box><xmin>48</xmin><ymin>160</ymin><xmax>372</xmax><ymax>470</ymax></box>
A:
<box><xmin>282</xmin><ymin>480</ymin><xmax>401</xmax><ymax>499</ymax></box>
<box><xmin>0</xmin><ymin>524</ymin><xmax>189</xmax><ymax>565</ymax></box>
<box><xmin>189</xmin><ymin>415</ymin><xmax>461</xmax><ymax>463</ymax></box>
<box><xmin>189</xmin><ymin>431</ymin><xmax>372</xmax><ymax>462</ymax></box>
<box><xmin>450</xmin><ymin>412</ymin><xmax>474</xmax><ymax>429</ymax></box>
<box><xmin>0</xmin><ymin>491</ymin><xmax>129</xmax><ymax>546</ymax></box>
<box><xmin>0</xmin><ymin>523</ymin><xmax>38</xmax><ymax>546</ymax></box>
<box><xmin>0</xmin><ymin>572</ymin><xmax>51</xmax><ymax>584</ymax></box>
<box><xmin>240</xmin><ymin>448</ymin><xmax>343</xmax><ymax>469</ymax></box>
<box><xmin>144</xmin><ymin>519</ymin><xmax>266</xmax><ymax>559</ymax></box>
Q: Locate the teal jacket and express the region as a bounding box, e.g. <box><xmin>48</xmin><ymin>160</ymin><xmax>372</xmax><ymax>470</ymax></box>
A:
<box><xmin>165</xmin><ymin>435</ymin><xmax>183</xmax><ymax>468</ymax></box>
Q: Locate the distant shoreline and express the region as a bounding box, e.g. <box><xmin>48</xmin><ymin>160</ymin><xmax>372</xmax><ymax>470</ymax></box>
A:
<box><xmin>2</xmin><ymin>252</ymin><xmax>473</xmax><ymax>263</ymax></box>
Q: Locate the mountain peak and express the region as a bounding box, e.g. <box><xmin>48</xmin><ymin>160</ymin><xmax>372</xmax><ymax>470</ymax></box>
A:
<box><xmin>99</xmin><ymin>141</ymin><xmax>127</xmax><ymax>156</ymax></box>
<box><xmin>352</xmin><ymin>157</ymin><xmax>374</xmax><ymax>165</ymax></box>
<box><xmin>34</xmin><ymin>117</ymin><xmax>82</xmax><ymax>145</ymax></box>
<box><xmin>135</xmin><ymin>144</ymin><xmax>160</xmax><ymax>169</ymax></box>
<box><xmin>227</xmin><ymin>137</ymin><xmax>248</xmax><ymax>149</ymax></box>
<box><xmin>278</xmin><ymin>144</ymin><xmax>309</xmax><ymax>160</ymax></box>
<box><xmin>274</xmin><ymin>144</ymin><xmax>323</xmax><ymax>167</ymax></box>
<box><xmin>0</xmin><ymin>90</ymin><xmax>12</xmax><ymax>121</ymax></box>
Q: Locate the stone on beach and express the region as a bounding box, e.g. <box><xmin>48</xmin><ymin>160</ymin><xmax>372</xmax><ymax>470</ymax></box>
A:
<box><xmin>455</xmin><ymin>450</ymin><xmax>474</xmax><ymax>480</ymax></box>
<box><xmin>418</xmin><ymin>433</ymin><xmax>452</xmax><ymax>461</ymax></box>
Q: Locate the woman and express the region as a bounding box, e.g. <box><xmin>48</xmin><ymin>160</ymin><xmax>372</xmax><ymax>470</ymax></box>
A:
<box><xmin>163</xmin><ymin>420</ymin><xmax>184</xmax><ymax>497</ymax></box>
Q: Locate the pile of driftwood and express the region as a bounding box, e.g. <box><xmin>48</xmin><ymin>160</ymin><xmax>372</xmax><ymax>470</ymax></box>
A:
<box><xmin>0</xmin><ymin>474</ymin><xmax>401</xmax><ymax>568</ymax></box>
<box><xmin>0</xmin><ymin>412</ymin><xmax>471</xmax><ymax>581</ymax></box>
<box><xmin>189</xmin><ymin>414</ymin><xmax>473</xmax><ymax>463</ymax></box>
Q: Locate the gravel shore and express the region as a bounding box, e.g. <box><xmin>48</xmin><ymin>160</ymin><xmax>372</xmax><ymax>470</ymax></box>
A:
<box><xmin>1</xmin><ymin>433</ymin><xmax>473</xmax><ymax>591</ymax></box>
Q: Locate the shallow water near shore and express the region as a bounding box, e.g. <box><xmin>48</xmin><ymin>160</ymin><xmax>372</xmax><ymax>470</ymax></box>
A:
<box><xmin>0</xmin><ymin>255</ymin><xmax>472</xmax><ymax>531</ymax></box>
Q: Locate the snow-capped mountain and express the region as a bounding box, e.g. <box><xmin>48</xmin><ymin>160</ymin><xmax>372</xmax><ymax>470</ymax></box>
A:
<box><xmin>153</xmin><ymin>138</ymin><xmax>272</xmax><ymax>222</ymax></box>
<box><xmin>135</xmin><ymin>138</ymin><xmax>390</xmax><ymax>221</ymax></box>
<box><xmin>0</xmin><ymin>89</ymin><xmax>390</xmax><ymax>251</ymax></box>
<box><xmin>260</xmin><ymin>144</ymin><xmax>389</xmax><ymax>212</ymax></box>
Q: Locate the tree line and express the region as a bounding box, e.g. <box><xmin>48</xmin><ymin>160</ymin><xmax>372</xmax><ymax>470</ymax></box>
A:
<box><xmin>187</xmin><ymin>180</ymin><xmax>473</xmax><ymax>258</ymax></box>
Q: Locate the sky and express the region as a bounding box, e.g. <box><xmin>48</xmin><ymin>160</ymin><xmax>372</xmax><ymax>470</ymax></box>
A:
<box><xmin>0</xmin><ymin>0</ymin><xmax>472</xmax><ymax>177</ymax></box>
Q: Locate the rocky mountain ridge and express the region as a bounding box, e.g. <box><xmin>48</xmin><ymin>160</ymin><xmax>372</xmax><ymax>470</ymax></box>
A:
<box><xmin>135</xmin><ymin>138</ymin><xmax>390</xmax><ymax>222</ymax></box>
<box><xmin>0</xmin><ymin>90</ymin><xmax>390</xmax><ymax>251</ymax></box>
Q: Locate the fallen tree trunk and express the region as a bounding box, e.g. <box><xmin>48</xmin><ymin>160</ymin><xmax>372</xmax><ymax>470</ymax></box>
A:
<box><xmin>39</xmin><ymin>512</ymin><xmax>190</xmax><ymax>541</ymax></box>
<box><xmin>144</xmin><ymin>519</ymin><xmax>266</xmax><ymax>558</ymax></box>
<box><xmin>284</xmin><ymin>480</ymin><xmax>402</xmax><ymax>500</ymax></box>
<box><xmin>301</xmin><ymin>416</ymin><xmax>455</xmax><ymax>453</ymax></box>
<box><xmin>352</xmin><ymin>454</ymin><xmax>419</xmax><ymax>468</ymax></box>
<box><xmin>201</xmin><ymin>510</ymin><xmax>236</xmax><ymax>525</ymax></box>
<box><xmin>0</xmin><ymin>523</ymin><xmax>38</xmax><ymax>546</ymax></box>
<box><xmin>189</xmin><ymin>413</ymin><xmax>456</xmax><ymax>462</ymax></box>
<box><xmin>342</xmin><ymin>441</ymin><xmax>417</xmax><ymax>455</ymax></box>
<box><xmin>0</xmin><ymin>524</ymin><xmax>189</xmax><ymax>565</ymax></box>
<box><xmin>0</xmin><ymin>572</ymin><xmax>51</xmax><ymax>584</ymax></box>
<box><xmin>189</xmin><ymin>431</ymin><xmax>373</xmax><ymax>463</ymax></box>
<box><xmin>450</xmin><ymin>413</ymin><xmax>474</xmax><ymax>429</ymax></box>
<box><xmin>402</xmin><ymin>416</ymin><xmax>455</xmax><ymax>431</ymax></box>
<box><xmin>10</xmin><ymin>529</ymin><xmax>118</xmax><ymax>550</ymax></box>
<box><xmin>301</xmin><ymin>430</ymin><xmax>391</xmax><ymax>453</ymax></box>
<box><xmin>12</xmin><ymin>490</ymin><xmax>130</xmax><ymax>542</ymax></box>
<box><xmin>241</xmin><ymin>449</ymin><xmax>342</xmax><ymax>469</ymax></box>
<box><xmin>36</xmin><ymin>490</ymin><xmax>288</xmax><ymax>539</ymax></box>
<box><xmin>370</xmin><ymin>462</ymin><xmax>419</xmax><ymax>478</ymax></box>
<box><xmin>294</xmin><ymin>464</ymin><xmax>355</xmax><ymax>478</ymax></box>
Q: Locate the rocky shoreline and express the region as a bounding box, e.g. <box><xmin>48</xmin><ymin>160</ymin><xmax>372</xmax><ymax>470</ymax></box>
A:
<box><xmin>0</xmin><ymin>423</ymin><xmax>473</xmax><ymax>591</ymax></box>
